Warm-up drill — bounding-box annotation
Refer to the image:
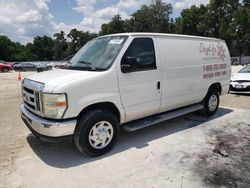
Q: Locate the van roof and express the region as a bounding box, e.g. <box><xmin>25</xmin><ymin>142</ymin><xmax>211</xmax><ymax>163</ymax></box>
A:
<box><xmin>100</xmin><ymin>32</ymin><xmax>223</xmax><ymax>42</ymax></box>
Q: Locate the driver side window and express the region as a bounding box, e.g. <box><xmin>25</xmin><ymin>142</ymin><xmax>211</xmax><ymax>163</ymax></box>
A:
<box><xmin>122</xmin><ymin>38</ymin><xmax>156</xmax><ymax>72</ymax></box>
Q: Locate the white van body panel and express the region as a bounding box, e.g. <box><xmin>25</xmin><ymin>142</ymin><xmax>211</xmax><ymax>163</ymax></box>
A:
<box><xmin>155</xmin><ymin>36</ymin><xmax>231</xmax><ymax>112</ymax></box>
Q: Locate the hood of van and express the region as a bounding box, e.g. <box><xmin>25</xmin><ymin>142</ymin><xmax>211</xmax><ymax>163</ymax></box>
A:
<box><xmin>26</xmin><ymin>69</ymin><xmax>98</xmax><ymax>92</ymax></box>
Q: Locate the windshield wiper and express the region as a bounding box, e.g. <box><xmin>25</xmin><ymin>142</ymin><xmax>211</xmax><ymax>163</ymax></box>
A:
<box><xmin>65</xmin><ymin>65</ymin><xmax>105</xmax><ymax>71</ymax></box>
<box><xmin>65</xmin><ymin>61</ymin><xmax>105</xmax><ymax>71</ymax></box>
<box><xmin>78</xmin><ymin>61</ymin><xmax>96</xmax><ymax>71</ymax></box>
<box><xmin>65</xmin><ymin>66</ymin><xmax>95</xmax><ymax>71</ymax></box>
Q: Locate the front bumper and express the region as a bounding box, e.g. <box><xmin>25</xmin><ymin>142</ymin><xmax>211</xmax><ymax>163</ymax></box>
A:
<box><xmin>230</xmin><ymin>82</ymin><xmax>250</xmax><ymax>91</ymax></box>
<box><xmin>20</xmin><ymin>104</ymin><xmax>77</xmax><ymax>138</ymax></box>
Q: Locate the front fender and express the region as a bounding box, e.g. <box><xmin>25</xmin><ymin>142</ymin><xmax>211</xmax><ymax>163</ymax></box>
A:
<box><xmin>65</xmin><ymin>92</ymin><xmax>126</xmax><ymax>124</ymax></box>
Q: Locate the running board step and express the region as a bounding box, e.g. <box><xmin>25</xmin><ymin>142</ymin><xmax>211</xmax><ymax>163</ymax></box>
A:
<box><xmin>122</xmin><ymin>104</ymin><xmax>204</xmax><ymax>132</ymax></box>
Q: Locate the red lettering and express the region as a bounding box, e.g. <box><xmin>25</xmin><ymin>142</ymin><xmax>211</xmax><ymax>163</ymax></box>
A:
<box><xmin>222</xmin><ymin>71</ymin><xmax>227</xmax><ymax>75</ymax></box>
<box><xmin>200</xmin><ymin>42</ymin><xmax>226</xmax><ymax>61</ymax></box>
<box><xmin>215</xmin><ymin>72</ymin><xmax>221</xmax><ymax>77</ymax></box>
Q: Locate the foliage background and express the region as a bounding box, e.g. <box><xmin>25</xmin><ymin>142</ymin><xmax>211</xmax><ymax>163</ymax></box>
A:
<box><xmin>0</xmin><ymin>0</ymin><xmax>249</xmax><ymax>61</ymax></box>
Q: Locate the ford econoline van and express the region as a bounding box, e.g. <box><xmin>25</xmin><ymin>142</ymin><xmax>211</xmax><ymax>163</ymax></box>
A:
<box><xmin>20</xmin><ymin>33</ymin><xmax>231</xmax><ymax>156</ymax></box>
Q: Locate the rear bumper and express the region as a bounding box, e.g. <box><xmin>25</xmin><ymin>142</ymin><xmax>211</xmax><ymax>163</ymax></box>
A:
<box><xmin>20</xmin><ymin>104</ymin><xmax>77</xmax><ymax>139</ymax></box>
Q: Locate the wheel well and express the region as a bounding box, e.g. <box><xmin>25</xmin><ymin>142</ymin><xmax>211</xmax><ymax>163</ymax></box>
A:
<box><xmin>209</xmin><ymin>83</ymin><xmax>222</xmax><ymax>95</ymax></box>
<box><xmin>77</xmin><ymin>102</ymin><xmax>121</xmax><ymax>123</ymax></box>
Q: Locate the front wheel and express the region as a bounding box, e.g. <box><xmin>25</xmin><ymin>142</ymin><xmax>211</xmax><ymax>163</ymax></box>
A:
<box><xmin>74</xmin><ymin>110</ymin><xmax>119</xmax><ymax>157</ymax></box>
<box><xmin>201</xmin><ymin>88</ymin><xmax>219</xmax><ymax>116</ymax></box>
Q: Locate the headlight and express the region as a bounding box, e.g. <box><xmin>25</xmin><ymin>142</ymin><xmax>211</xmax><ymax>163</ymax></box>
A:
<box><xmin>42</xmin><ymin>93</ymin><xmax>67</xmax><ymax>119</ymax></box>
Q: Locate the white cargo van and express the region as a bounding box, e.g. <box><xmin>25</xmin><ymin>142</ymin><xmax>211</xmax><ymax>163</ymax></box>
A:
<box><xmin>20</xmin><ymin>33</ymin><xmax>231</xmax><ymax>156</ymax></box>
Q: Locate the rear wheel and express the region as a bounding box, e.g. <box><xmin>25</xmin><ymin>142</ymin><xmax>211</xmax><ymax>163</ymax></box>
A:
<box><xmin>74</xmin><ymin>109</ymin><xmax>119</xmax><ymax>157</ymax></box>
<box><xmin>201</xmin><ymin>88</ymin><xmax>219</xmax><ymax>116</ymax></box>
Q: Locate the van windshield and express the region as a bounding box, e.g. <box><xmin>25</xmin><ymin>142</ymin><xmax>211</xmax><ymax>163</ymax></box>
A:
<box><xmin>67</xmin><ymin>36</ymin><xmax>128</xmax><ymax>71</ymax></box>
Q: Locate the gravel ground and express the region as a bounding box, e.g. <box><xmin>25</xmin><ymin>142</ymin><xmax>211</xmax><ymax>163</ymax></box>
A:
<box><xmin>0</xmin><ymin>67</ymin><xmax>249</xmax><ymax>188</ymax></box>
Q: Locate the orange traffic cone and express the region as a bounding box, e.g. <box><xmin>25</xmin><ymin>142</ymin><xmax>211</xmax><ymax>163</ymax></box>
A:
<box><xmin>17</xmin><ymin>72</ymin><xmax>22</xmax><ymax>81</ymax></box>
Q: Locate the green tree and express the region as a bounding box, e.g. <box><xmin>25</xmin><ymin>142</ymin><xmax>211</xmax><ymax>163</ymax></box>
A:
<box><xmin>206</xmin><ymin>0</ymin><xmax>239</xmax><ymax>38</ymax></box>
<box><xmin>123</xmin><ymin>19</ymin><xmax>134</xmax><ymax>32</ymax></box>
<box><xmin>179</xmin><ymin>5</ymin><xmax>209</xmax><ymax>36</ymax></box>
<box><xmin>150</xmin><ymin>0</ymin><xmax>172</xmax><ymax>32</ymax></box>
<box><xmin>0</xmin><ymin>36</ymin><xmax>29</xmax><ymax>61</ymax></box>
<box><xmin>132</xmin><ymin>5</ymin><xmax>153</xmax><ymax>32</ymax></box>
<box><xmin>0</xmin><ymin>35</ymin><xmax>15</xmax><ymax>61</ymax></box>
<box><xmin>172</xmin><ymin>0</ymin><xmax>249</xmax><ymax>56</ymax></box>
<box><xmin>173</xmin><ymin>17</ymin><xmax>182</xmax><ymax>34</ymax></box>
<box><xmin>100</xmin><ymin>0</ymin><xmax>173</xmax><ymax>34</ymax></box>
<box><xmin>30</xmin><ymin>36</ymin><xmax>54</xmax><ymax>61</ymax></box>
<box><xmin>67</xmin><ymin>29</ymin><xmax>97</xmax><ymax>54</ymax></box>
<box><xmin>53</xmin><ymin>31</ymin><xmax>68</xmax><ymax>60</ymax></box>
<box><xmin>131</xmin><ymin>0</ymin><xmax>172</xmax><ymax>33</ymax></box>
<box><xmin>11</xmin><ymin>42</ymin><xmax>27</xmax><ymax>61</ymax></box>
<box><xmin>24</xmin><ymin>43</ymin><xmax>37</xmax><ymax>61</ymax></box>
<box><xmin>243</xmin><ymin>0</ymin><xmax>250</xmax><ymax>7</ymax></box>
<box><xmin>232</xmin><ymin>3</ymin><xmax>250</xmax><ymax>56</ymax></box>
<box><xmin>100</xmin><ymin>15</ymin><xmax>126</xmax><ymax>35</ymax></box>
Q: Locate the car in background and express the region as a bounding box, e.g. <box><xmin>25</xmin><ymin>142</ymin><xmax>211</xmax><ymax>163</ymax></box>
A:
<box><xmin>14</xmin><ymin>62</ymin><xmax>52</xmax><ymax>72</ymax></box>
<box><xmin>54</xmin><ymin>55</ymin><xmax>74</xmax><ymax>69</ymax></box>
<box><xmin>0</xmin><ymin>60</ymin><xmax>19</xmax><ymax>66</ymax></box>
<box><xmin>0</xmin><ymin>60</ymin><xmax>13</xmax><ymax>66</ymax></box>
<box><xmin>0</xmin><ymin>62</ymin><xmax>13</xmax><ymax>72</ymax></box>
<box><xmin>54</xmin><ymin>61</ymin><xmax>68</xmax><ymax>69</ymax></box>
<box><xmin>46</xmin><ymin>61</ymin><xmax>56</xmax><ymax>69</ymax></box>
<box><xmin>230</xmin><ymin>65</ymin><xmax>250</xmax><ymax>92</ymax></box>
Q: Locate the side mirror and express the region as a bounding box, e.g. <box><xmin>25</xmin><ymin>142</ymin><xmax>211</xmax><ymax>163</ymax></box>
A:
<box><xmin>121</xmin><ymin>56</ymin><xmax>137</xmax><ymax>73</ymax></box>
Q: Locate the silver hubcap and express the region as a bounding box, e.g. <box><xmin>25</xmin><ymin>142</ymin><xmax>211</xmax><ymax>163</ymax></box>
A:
<box><xmin>208</xmin><ymin>95</ymin><xmax>218</xmax><ymax>111</ymax></box>
<box><xmin>88</xmin><ymin>121</ymin><xmax>114</xmax><ymax>149</ymax></box>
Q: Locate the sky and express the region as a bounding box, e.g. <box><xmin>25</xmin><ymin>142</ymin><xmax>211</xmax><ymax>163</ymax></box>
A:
<box><xmin>0</xmin><ymin>0</ymin><xmax>209</xmax><ymax>44</ymax></box>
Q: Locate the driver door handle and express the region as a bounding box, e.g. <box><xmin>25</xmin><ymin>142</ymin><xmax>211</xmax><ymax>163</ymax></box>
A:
<box><xmin>157</xmin><ymin>81</ymin><xmax>160</xmax><ymax>90</ymax></box>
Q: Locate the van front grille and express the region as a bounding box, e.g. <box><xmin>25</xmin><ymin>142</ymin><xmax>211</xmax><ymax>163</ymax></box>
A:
<box><xmin>22</xmin><ymin>79</ymin><xmax>44</xmax><ymax>116</ymax></box>
<box><xmin>23</xmin><ymin>87</ymin><xmax>34</xmax><ymax>94</ymax></box>
<box><xmin>24</xmin><ymin>100</ymin><xmax>36</xmax><ymax>110</ymax></box>
<box><xmin>22</xmin><ymin>86</ymin><xmax>41</xmax><ymax>115</ymax></box>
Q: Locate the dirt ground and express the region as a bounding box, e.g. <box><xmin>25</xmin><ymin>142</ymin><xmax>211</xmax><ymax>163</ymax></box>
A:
<box><xmin>0</xmin><ymin>67</ymin><xmax>249</xmax><ymax>188</ymax></box>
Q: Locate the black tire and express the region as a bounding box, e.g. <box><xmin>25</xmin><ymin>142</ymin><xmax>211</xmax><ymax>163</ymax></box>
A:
<box><xmin>2</xmin><ymin>67</ymin><xmax>9</xmax><ymax>72</ymax></box>
<box><xmin>229</xmin><ymin>85</ymin><xmax>233</xmax><ymax>92</ymax></box>
<box><xmin>201</xmin><ymin>88</ymin><xmax>219</xmax><ymax>116</ymax></box>
<box><xmin>74</xmin><ymin>109</ymin><xmax>119</xmax><ymax>157</ymax></box>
